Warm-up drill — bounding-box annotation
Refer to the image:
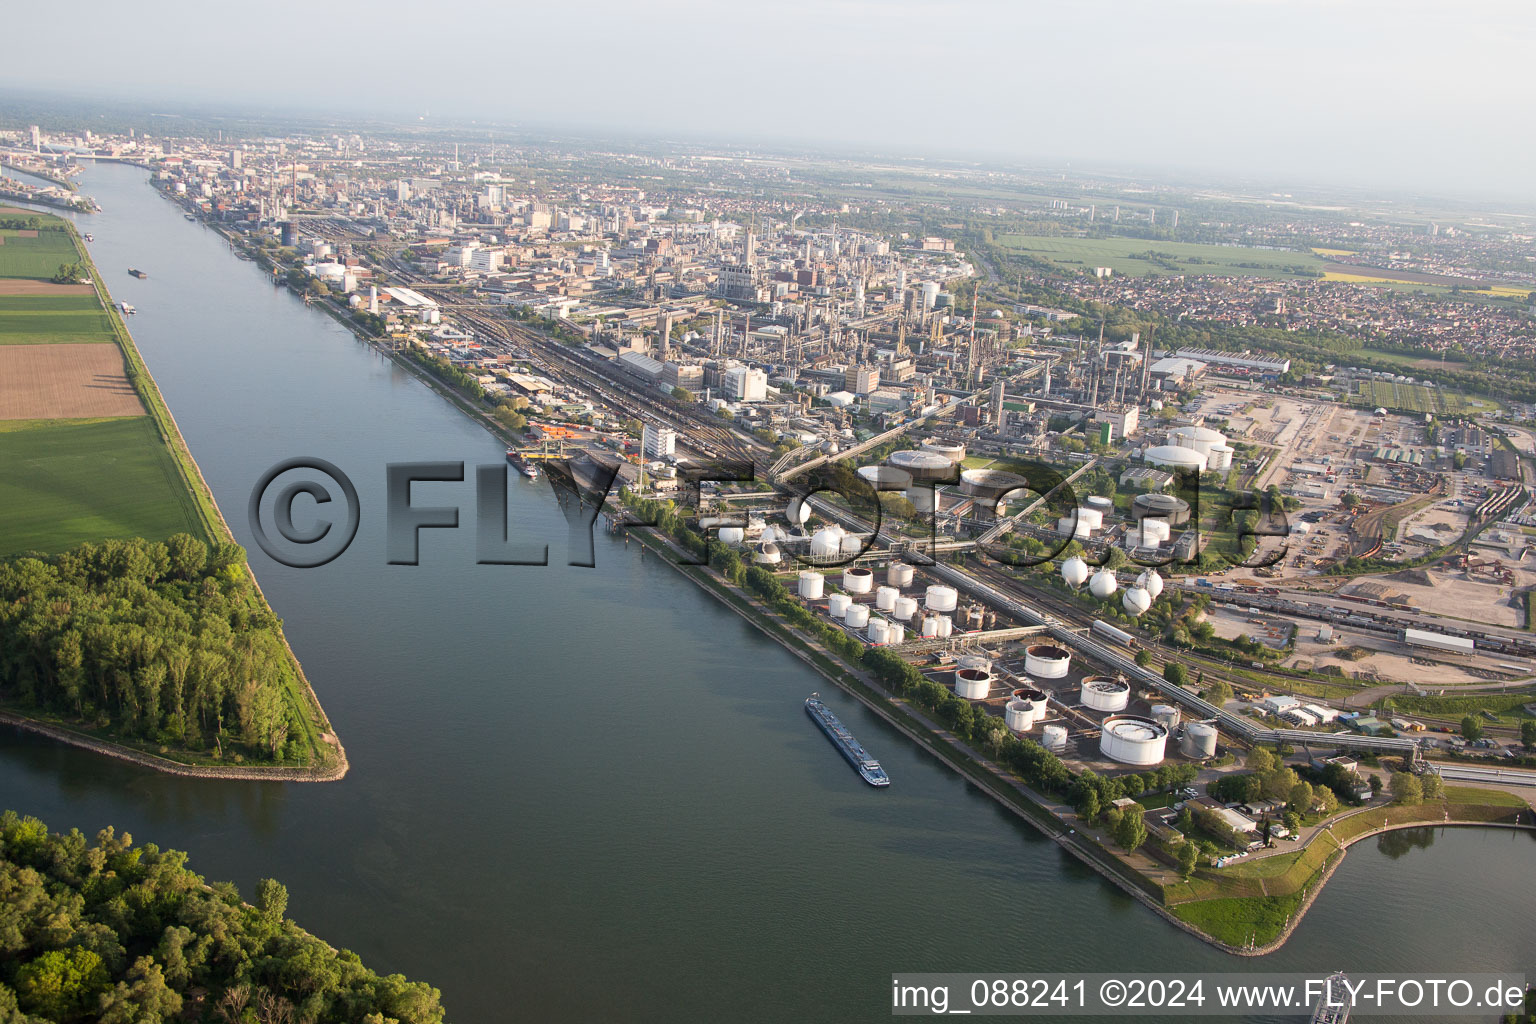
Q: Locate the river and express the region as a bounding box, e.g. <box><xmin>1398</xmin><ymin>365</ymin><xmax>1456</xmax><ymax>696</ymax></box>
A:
<box><xmin>1</xmin><ymin>163</ymin><xmax>1531</xmax><ymax>1023</ymax></box>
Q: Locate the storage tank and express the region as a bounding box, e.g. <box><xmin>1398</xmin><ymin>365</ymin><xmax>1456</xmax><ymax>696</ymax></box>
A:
<box><xmin>920</xmin><ymin>439</ymin><xmax>967</xmax><ymax>464</ymax></box>
<box><xmin>1131</xmin><ymin>493</ymin><xmax>1192</xmax><ymax>525</ymax></box>
<box><xmin>956</xmin><ymin>653</ymin><xmax>992</xmax><ymax>673</ymax></box>
<box><xmin>809</xmin><ymin>526</ymin><xmax>844</xmax><ymax>558</ymax></box>
<box><xmin>893</xmin><ymin>596</ymin><xmax>918</xmax><ymax>621</ymax></box>
<box><xmin>1150</xmin><ymin>704</ymin><xmax>1181</xmax><ymax>731</ymax></box>
<box><xmin>959</xmin><ymin>469</ymin><xmax>1029</xmax><ymax>501</ymax></box>
<box><xmin>875</xmin><ymin>586</ymin><xmax>898</xmax><ymax>611</ymax></box>
<box><xmin>906</xmin><ymin>486</ymin><xmax>938</xmax><ymax>513</ymax></box>
<box><xmin>828</xmin><ymin>593</ymin><xmax>852</xmax><ymax>619</ymax></box>
<box><xmin>1080</xmin><ymin>676</ymin><xmax>1130</xmax><ymax>712</ymax></box>
<box><xmin>925</xmin><ymin>585</ymin><xmax>958</xmax><ymax>612</ymax></box>
<box><xmin>888</xmin><ymin>448</ymin><xmax>954</xmax><ymax>482</ymax></box>
<box><xmin>1139</xmin><ymin>518</ymin><xmax>1172</xmax><ymax>544</ymax></box>
<box><xmin>1042</xmin><ymin>723</ymin><xmax>1068</xmax><ymax>753</ymax></box>
<box><xmin>954</xmin><ymin>668</ymin><xmax>991</xmax><ymax>700</ymax></box>
<box><xmin>963</xmin><ymin>605</ymin><xmax>984</xmax><ymax>631</ymax></box>
<box><xmin>1025</xmin><ymin>644</ymin><xmax>1071</xmax><ymax>679</ymax></box>
<box><xmin>1100</xmin><ymin>715</ymin><xmax>1169</xmax><ymax>766</ymax></box>
<box><xmin>1058</xmin><ymin>516</ymin><xmax>1092</xmax><ymax>539</ymax></box>
<box><xmin>935</xmin><ymin>615</ymin><xmax>953</xmax><ymax>638</ymax></box>
<box><xmin>843</xmin><ymin>567</ymin><xmax>874</xmax><ymax>594</ymax></box>
<box><xmin>787</xmin><ymin>497</ymin><xmax>812</xmax><ymax>525</ymax></box>
<box><xmin>1061</xmin><ymin>555</ymin><xmax>1090</xmax><ymax>588</ymax></box>
<box><xmin>1085</xmin><ymin>495</ymin><xmax>1114</xmax><ymax>515</ymax></box>
<box><xmin>1207</xmin><ymin>444</ymin><xmax>1235</xmax><ymax>471</ymax></box>
<box><xmin>1137</xmin><ymin>569</ymin><xmax>1164</xmax><ymax>599</ymax></box>
<box><xmin>1089</xmin><ymin>569</ymin><xmax>1119</xmax><ymax>600</ymax></box>
<box><xmin>753</xmin><ymin>542</ymin><xmax>782</xmax><ymax>565</ymax></box>
<box><xmin>798</xmin><ymin>571</ymin><xmax>825</xmax><ymax>599</ymax></box>
<box><xmin>845</xmin><ymin>603</ymin><xmax>870</xmax><ymax>628</ymax></box>
<box><xmin>1182</xmin><ymin>721</ymin><xmax>1218</xmax><ymax>759</ymax></box>
<box><xmin>1005</xmin><ymin>697</ymin><xmax>1036</xmax><ymax>732</ymax></box>
<box><xmin>867</xmin><ymin>618</ymin><xmax>891</xmax><ymax>644</ymax></box>
<box><xmin>719</xmin><ymin>526</ymin><xmax>745</xmax><ymax>546</ymax></box>
<box><xmin>922</xmin><ymin>616</ymin><xmax>941</xmax><ymax>637</ymax></box>
<box><xmin>1076</xmin><ymin>507</ymin><xmax>1104</xmax><ymax>531</ymax></box>
<box><xmin>840</xmin><ymin>533</ymin><xmax>864</xmax><ymax>556</ymax></box>
<box><xmin>887</xmin><ymin>562</ymin><xmax>915</xmax><ymax>588</ymax></box>
<box><xmin>856</xmin><ymin>464</ymin><xmax>913</xmax><ymax>491</ymax></box>
<box><xmin>887</xmin><ymin>623</ymin><xmax>905</xmax><ymax>644</ymax></box>
<box><xmin>921</xmin><ymin>280</ymin><xmax>940</xmax><ymax>309</ymax></box>
<box><xmin>1143</xmin><ymin>445</ymin><xmax>1208</xmax><ymax>472</ymax></box>
<box><xmin>1170</xmin><ymin>425</ymin><xmax>1227</xmax><ymax>458</ymax></box>
<box><xmin>1122</xmin><ymin>586</ymin><xmax>1152</xmax><ymax>617</ymax></box>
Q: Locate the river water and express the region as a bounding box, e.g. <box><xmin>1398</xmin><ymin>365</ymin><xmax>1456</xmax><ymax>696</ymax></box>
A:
<box><xmin>1</xmin><ymin>163</ymin><xmax>1531</xmax><ymax>1023</ymax></box>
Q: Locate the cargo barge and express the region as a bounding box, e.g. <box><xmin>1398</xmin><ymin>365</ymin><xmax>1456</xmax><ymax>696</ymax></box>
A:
<box><xmin>805</xmin><ymin>695</ymin><xmax>889</xmax><ymax>786</ymax></box>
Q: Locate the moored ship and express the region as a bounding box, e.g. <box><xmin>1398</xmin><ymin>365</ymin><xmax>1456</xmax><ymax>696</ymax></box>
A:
<box><xmin>128</xmin><ymin>268</ymin><xmax>147</xmax><ymax>279</ymax></box>
<box><xmin>505</xmin><ymin>448</ymin><xmax>539</xmax><ymax>480</ymax></box>
<box><xmin>805</xmin><ymin>695</ymin><xmax>889</xmax><ymax>787</ymax></box>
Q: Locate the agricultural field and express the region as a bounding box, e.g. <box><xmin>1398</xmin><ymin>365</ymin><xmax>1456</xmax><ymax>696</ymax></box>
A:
<box><xmin>0</xmin><ymin>342</ymin><xmax>145</xmax><ymax>418</ymax></box>
<box><xmin>0</xmin><ymin>416</ymin><xmax>205</xmax><ymax>554</ymax></box>
<box><xmin>0</xmin><ymin>226</ymin><xmax>80</xmax><ymax>278</ymax></box>
<box><xmin>1353</xmin><ymin>379</ymin><xmax>1489</xmax><ymax>416</ymax></box>
<box><xmin>0</xmin><ymin>295</ymin><xmax>115</xmax><ymax>344</ymax></box>
<box><xmin>996</xmin><ymin>234</ymin><xmax>1325</xmax><ymax>280</ymax></box>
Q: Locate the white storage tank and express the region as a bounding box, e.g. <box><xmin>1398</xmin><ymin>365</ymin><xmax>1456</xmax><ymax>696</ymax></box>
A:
<box><xmin>1143</xmin><ymin>444</ymin><xmax>1208</xmax><ymax>472</ymax></box>
<box><xmin>1085</xmin><ymin>495</ymin><xmax>1114</xmax><ymax>515</ymax></box>
<box><xmin>954</xmin><ymin>668</ymin><xmax>991</xmax><ymax>700</ymax></box>
<box><xmin>925</xmin><ymin>585</ymin><xmax>958</xmax><ymax>612</ymax></box>
<box><xmin>1058</xmin><ymin>516</ymin><xmax>1091</xmax><ymax>539</ymax></box>
<box><xmin>719</xmin><ymin>526</ymin><xmax>745</xmax><ymax>546</ymax></box>
<box><xmin>1100</xmin><ymin>715</ymin><xmax>1169</xmax><ymax>766</ymax></box>
<box><xmin>1076</xmin><ymin>507</ymin><xmax>1104</xmax><ymax>531</ymax></box>
<box><xmin>843</xmin><ymin>567</ymin><xmax>874</xmax><ymax>594</ymax></box>
<box><xmin>1024</xmin><ymin>644</ymin><xmax>1072</xmax><ymax>679</ymax></box>
<box><xmin>875</xmin><ymin>585</ymin><xmax>898</xmax><ymax>611</ymax></box>
<box><xmin>1170</xmin><ymin>425</ymin><xmax>1227</xmax><ymax>458</ymax></box>
<box><xmin>1061</xmin><ymin>556</ymin><xmax>1090</xmax><ymax>589</ymax></box>
<box><xmin>809</xmin><ymin>526</ymin><xmax>844</xmax><ymax>558</ymax></box>
<box><xmin>922</xmin><ymin>616</ymin><xmax>941</xmax><ymax>637</ymax></box>
<box><xmin>1042</xmin><ymin>723</ymin><xmax>1068</xmax><ymax>753</ymax></box>
<box><xmin>840</xmin><ymin>533</ymin><xmax>864</xmax><ymax>556</ymax></box>
<box><xmin>1005</xmin><ymin>697</ymin><xmax>1036</xmax><ymax>732</ymax></box>
<box><xmin>887</xmin><ymin>623</ymin><xmax>905</xmax><ymax>644</ymax></box>
<box><xmin>1122</xmin><ymin>586</ymin><xmax>1152</xmax><ymax>617</ymax></box>
<box><xmin>1182</xmin><ymin>721</ymin><xmax>1218</xmax><ymax>759</ymax></box>
<box><xmin>1137</xmin><ymin>569</ymin><xmax>1164</xmax><ymax>599</ymax></box>
<box><xmin>906</xmin><ymin>485</ymin><xmax>938</xmax><ymax>513</ymax></box>
<box><xmin>956</xmin><ymin>653</ymin><xmax>992</xmax><ymax>673</ymax></box>
<box><xmin>856</xmin><ymin>464</ymin><xmax>913</xmax><ymax>490</ymax></box>
<box><xmin>1140</xmin><ymin>518</ymin><xmax>1172</xmax><ymax>545</ymax></box>
<box><xmin>888</xmin><ymin>562</ymin><xmax>915</xmax><ymax>588</ymax></box>
<box><xmin>920</xmin><ymin>439</ymin><xmax>967</xmax><ymax>464</ymax></box>
<box><xmin>798</xmin><ymin>571</ymin><xmax>825</xmax><ymax>600</ymax></box>
<box><xmin>828</xmin><ymin>593</ymin><xmax>852</xmax><ymax>619</ymax></box>
<box><xmin>1150</xmin><ymin>704</ymin><xmax>1181</xmax><ymax>731</ymax></box>
<box><xmin>1207</xmin><ymin>444</ymin><xmax>1235</xmax><ymax>471</ymax></box>
<box><xmin>753</xmin><ymin>542</ymin><xmax>782</xmax><ymax>565</ymax></box>
<box><xmin>888</xmin><ymin>448</ymin><xmax>954</xmax><ymax>481</ymax></box>
<box><xmin>1089</xmin><ymin>569</ymin><xmax>1119</xmax><ymax>600</ymax></box>
<box><xmin>867</xmin><ymin>618</ymin><xmax>890</xmax><ymax>644</ymax></box>
<box><xmin>787</xmin><ymin>497</ymin><xmax>812</xmax><ymax>525</ymax></box>
<box><xmin>893</xmin><ymin>596</ymin><xmax>918</xmax><ymax>621</ymax></box>
<box><xmin>1080</xmin><ymin>676</ymin><xmax>1131</xmax><ymax>712</ymax></box>
<box><xmin>935</xmin><ymin>615</ymin><xmax>953</xmax><ymax>638</ymax></box>
<box><xmin>845</xmin><ymin>603</ymin><xmax>870</xmax><ymax>628</ymax></box>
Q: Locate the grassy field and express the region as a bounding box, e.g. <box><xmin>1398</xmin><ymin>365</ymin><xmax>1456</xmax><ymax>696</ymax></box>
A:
<box><xmin>1353</xmin><ymin>379</ymin><xmax>1488</xmax><ymax>416</ymax></box>
<box><xmin>0</xmin><ymin>227</ymin><xmax>79</xmax><ymax>278</ymax></box>
<box><xmin>997</xmin><ymin>234</ymin><xmax>1325</xmax><ymax>280</ymax></box>
<box><xmin>0</xmin><ymin>417</ymin><xmax>206</xmax><ymax>555</ymax></box>
<box><xmin>0</xmin><ymin>295</ymin><xmax>115</xmax><ymax>344</ymax></box>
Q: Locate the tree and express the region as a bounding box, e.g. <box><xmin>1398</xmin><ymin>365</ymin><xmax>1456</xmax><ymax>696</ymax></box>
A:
<box><xmin>1390</xmin><ymin>772</ymin><xmax>1423</xmax><ymax>805</ymax></box>
<box><xmin>1287</xmin><ymin>781</ymin><xmax>1314</xmax><ymax>814</ymax></box>
<box><xmin>671</xmin><ymin>386</ymin><xmax>695</xmax><ymax>403</ymax></box>
<box><xmin>1246</xmin><ymin>746</ymin><xmax>1277</xmax><ymax>775</ymax></box>
<box><xmin>1204</xmin><ymin>679</ymin><xmax>1233</xmax><ymax>705</ymax></box>
<box><xmin>1076</xmin><ymin>788</ymin><xmax>1100</xmax><ymax>821</ymax></box>
<box><xmin>1369</xmin><ymin>774</ymin><xmax>1384</xmax><ymax>798</ymax></box>
<box><xmin>1460</xmin><ymin>715</ymin><xmax>1484</xmax><ymax>742</ymax></box>
<box><xmin>256</xmin><ymin>878</ymin><xmax>289</xmax><ymax>929</ymax></box>
<box><xmin>14</xmin><ymin>947</ymin><xmax>110</xmax><ymax>1020</ymax></box>
<box><xmin>1113</xmin><ymin>808</ymin><xmax>1147</xmax><ymax>853</ymax></box>
<box><xmin>1133</xmin><ymin>649</ymin><xmax>1152</xmax><ymax>668</ymax></box>
<box><xmin>1314</xmin><ymin>786</ymin><xmax>1339</xmax><ymax>816</ymax></box>
<box><xmin>1163</xmin><ymin>661</ymin><xmax>1188</xmax><ymax>687</ymax></box>
<box><xmin>1522</xmin><ymin>719</ymin><xmax>1536</xmax><ymax>749</ymax></box>
<box><xmin>1176</xmin><ymin>840</ymin><xmax>1200</xmax><ymax>876</ymax></box>
<box><xmin>1420</xmin><ymin>772</ymin><xmax>1443</xmax><ymax>799</ymax></box>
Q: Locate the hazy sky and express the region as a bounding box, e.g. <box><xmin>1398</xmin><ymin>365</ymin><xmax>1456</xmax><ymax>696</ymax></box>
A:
<box><xmin>6</xmin><ymin>0</ymin><xmax>1534</xmax><ymax>199</ymax></box>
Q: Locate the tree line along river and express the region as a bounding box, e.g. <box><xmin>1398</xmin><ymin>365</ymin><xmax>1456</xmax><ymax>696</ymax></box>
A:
<box><xmin>0</xmin><ymin>162</ymin><xmax>1531</xmax><ymax>1023</ymax></box>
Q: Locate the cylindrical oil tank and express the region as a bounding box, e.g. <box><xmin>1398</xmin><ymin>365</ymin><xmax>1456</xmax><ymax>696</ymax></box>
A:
<box><xmin>828</xmin><ymin>593</ymin><xmax>852</xmax><ymax>619</ymax></box>
<box><xmin>1025</xmin><ymin>644</ymin><xmax>1072</xmax><ymax>679</ymax></box>
<box><xmin>959</xmin><ymin>469</ymin><xmax>1029</xmax><ymax>502</ymax></box>
<box><xmin>964</xmin><ymin>605</ymin><xmax>984</xmax><ymax>630</ymax></box>
<box><xmin>925</xmin><ymin>585</ymin><xmax>958</xmax><ymax>612</ymax></box>
<box><xmin>920</xmin><ymin>439</ymin><xmax>967</xmax><ymax>463</ymax></box>
<box><xmin>1005</xmin><ymin>698</ymin><xmax>1036</xmax><ymax>731</ymax></box>
<box><xmin>906</xmin><ymin>485</ymin><xmax>938</xmax><ymax>513</ymax></box>
<box><xmin>1058</xmin><ymin>516</ymin><xmax>1091</xmax><ymax>538</ymax></box>
<box><xmin>856</xmin><ymin>464</ymin><xmax>913</xmax><ymax>491</ymax></box>
<box><xmin>922</xmin><ymin>616</ymin><xmax>941</xmax><ymax>637</ymax></box>
<box><xmin>1100</xmin><ymin>715</ymin><xmax>1169</xmax><ymax>766</ymax></box>
<box><xmin>843</xmin><ymin>567</ymin><xmax>874</xmax><ymax>594</ymax></box>
<box><xmin>1042</xmin><ymin>723</ymin><xmax>1068</xmax><ymax>753</ymax></box>
<box><xmin>887</xmin><ymin>623</ymin><xmax>905</xmax><ymax>644</ymax></box>
<box><xmin>1085</xmin><ymin>495</ymin><xmax>1114</xmax><ymax>515</ymax></box>
<box><xmin>1140</xmin><ymin>518</ymin><xmax>1172</xmax><ymax>544</ymax></box>
<box><xmin>798</xmin><ymin>571</ymin><xmax>825</xmax><ymax>600</ymax></box>
<box><xmin>893</xmin><ymin>596</ymin><xmax>918</xmax><ymax>621</ymax></box>
<box><xmin>1182</xmin><ymin>721</ymin><xmax>1218</xmax><ymax>759</ymax></box>
<box><xmin>888</xmin><ymin>448</ymin><xmax>954</xmax><ymax>482</ymax></box>
<box><xmin>887</xmin><ymin>562</ymin><xmax>915</xmax><ymax>588</ymax></box>
<box><xmin>1020</xmin><ymin>686</ymin><xmax>1049</xmax><ymax>719</ymax></box>
<box><xmin>1076</xmin><ymin>507</ymin><xmax>1104</xmax><ymax>531</ymax></box>
<box><xmin>954</xmin><ymin>668</ymin><xmax>991</xmax><ymax>700</ymax></box>
<box><xmin>875</xmin><ymin>585</ymin><xmax>898</xmax><ymax>611</ymax></box>
<box><xmin>1143</xmin><ymin>444</ymin><xmax>1208</xmax><ymax>473</ymax></box>
<box><xmin>1089</xmin><ymin>569</ymin><xmax>1119</xmax><ymax>600</ymax></box>
<box><xmin>867</xmin><ymin>618</ymin><xmax>890</xmax><ymax>644</ymax></box>
<box><xmin>719</xmin><ymin>526</ymin><xmax>745</xmax><ymax>546</ymax></box>
<box><xmin>1132</xmin><ymin>492</ymin><xmax>1192</xmax><ymax>525</ymax></box>
<box><xmin>1170</xmin><ymin>425</ymin><xmax>1227</xmax><ymax>458</ymax></box>
<box><xmin>1080</xmin><ymin>676</ymin><xmax>1131</xmax><ymax>712</ymax></box>
<box><xmin>935</xmin><ymin>615</ymin><xmax>953</xmax><ymax>638</ymax></box>
<box><xmin>1207</xmin><ymin>444</ymin><xmax>1234</xmax><ymax>471</ymax></box>
<box><xmin>845</xmin><ymin>603</ymin><xmax>870</xmax><ymax>628</ymax></box>
<box><xmin>956</xmin><ymin>653</ymin><xmax>992</xmax><ymax>673</ymax></box>
<box><xmin>1150</xmin><ymin>704</ymin><xmax>1181</xmax><ymax>731</ymax></box>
